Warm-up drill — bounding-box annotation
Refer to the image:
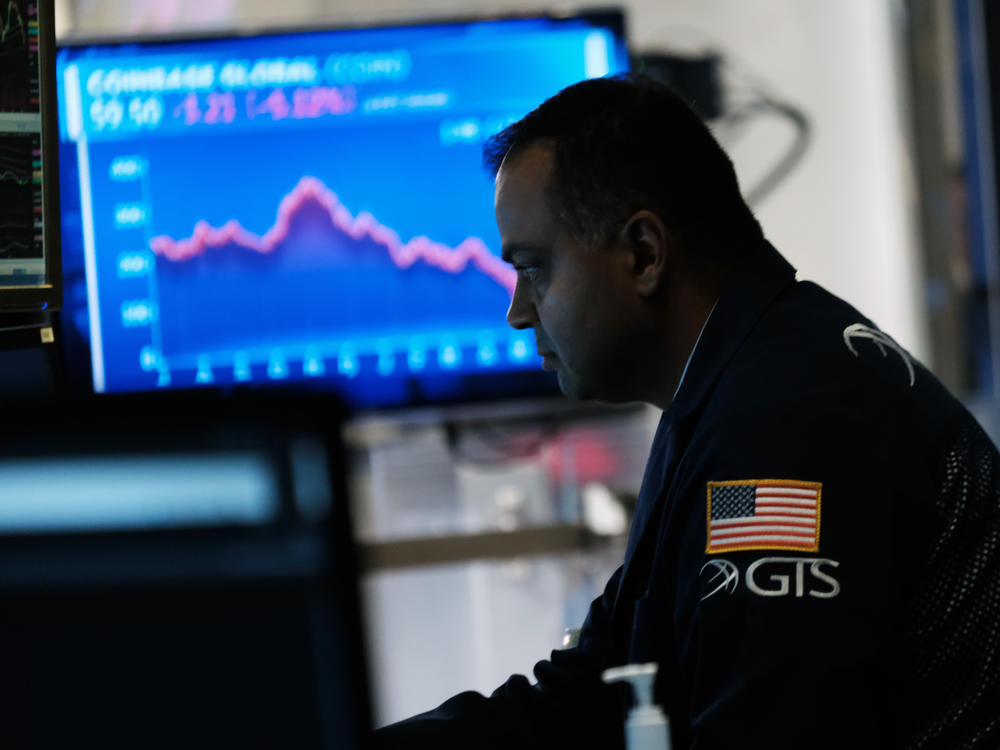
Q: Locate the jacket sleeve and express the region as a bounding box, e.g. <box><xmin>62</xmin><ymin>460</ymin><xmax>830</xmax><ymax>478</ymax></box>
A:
<box><xmin>373</xmin><ymin>566</ymin><xmax>628</xmax><ymax>750</ymax></box>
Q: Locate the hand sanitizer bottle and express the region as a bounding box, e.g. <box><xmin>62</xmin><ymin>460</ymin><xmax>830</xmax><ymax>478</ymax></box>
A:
<box><xmin>602</xmin><ymin>663</ymin><xmax>671</xmax><ymax>750</ymax></box>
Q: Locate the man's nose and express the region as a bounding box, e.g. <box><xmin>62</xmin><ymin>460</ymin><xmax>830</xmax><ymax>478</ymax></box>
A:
<box><xmin>506</xmin><ymin>279</ymin><xmax>537</xmax><ymax>330</ymax></box>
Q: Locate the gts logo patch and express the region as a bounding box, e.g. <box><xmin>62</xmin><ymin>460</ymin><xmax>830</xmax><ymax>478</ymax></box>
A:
<box><xmin>700</xmin><ymin>557</ymin><xmax>840</xmax><ymax>600</ymax></box>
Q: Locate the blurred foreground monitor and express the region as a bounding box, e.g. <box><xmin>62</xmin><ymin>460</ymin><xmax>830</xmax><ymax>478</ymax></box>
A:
<box><xmin>0</xmin><ymin>389</ymin><xmax>372</xmax><ymax>749</ymax></box>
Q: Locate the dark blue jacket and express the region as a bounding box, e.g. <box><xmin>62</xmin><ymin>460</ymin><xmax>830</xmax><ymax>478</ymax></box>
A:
<box><xmin>376</xmin><ymin>242</ymin><xmax>1000</xmax><ymax>749</ymax></box>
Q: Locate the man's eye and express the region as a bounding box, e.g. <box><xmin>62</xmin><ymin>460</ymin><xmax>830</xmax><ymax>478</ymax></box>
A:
<box><xmin>516</xmin><ymin>265</ymin><xmax>541</xmax><ymax>282</ymax></box>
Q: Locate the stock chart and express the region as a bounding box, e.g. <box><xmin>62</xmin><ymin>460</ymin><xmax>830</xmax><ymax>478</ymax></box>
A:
<box><xmin>0</xmin><ymin>133</ymin><xmax>41</xmax><ymax>261</ymax></box>
<box><xmin>0</xmin><ymin>0</ymin><xmax>39</xmax><ymax>112</ymax></box>
<box><xmin>56</xmin><ymin>16</ymin><xmax>628</xmax><ymax>403</ymax></box>
<box><xmin>1</xmin><ymin>0</ymin><xmax>45</xmax><ymax>289</ymax></box>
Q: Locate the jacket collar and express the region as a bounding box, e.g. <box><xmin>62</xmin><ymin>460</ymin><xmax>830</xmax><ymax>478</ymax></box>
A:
<box><xmin>668</xmin><ymin>240</ymin><xmax>796</xmax><ymax>427</ymax></box>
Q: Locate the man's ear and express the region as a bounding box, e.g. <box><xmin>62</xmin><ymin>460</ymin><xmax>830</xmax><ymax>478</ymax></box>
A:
<box><xmin>622</xmin><ymin>210</ymin><xmax>673</xmax><ymax>297</ymax></box>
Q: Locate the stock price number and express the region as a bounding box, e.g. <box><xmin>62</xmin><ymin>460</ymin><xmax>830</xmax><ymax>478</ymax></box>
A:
<box><xmin>89</xmin><ymin>96</ymin><xmax>165</xmax><ymax>132</ymax></box>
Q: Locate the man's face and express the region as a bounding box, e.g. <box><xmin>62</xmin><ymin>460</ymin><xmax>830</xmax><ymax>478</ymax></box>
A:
<box><xmin>495</xmin><ymin>144</ymin><xmax>642</xmax><ymax>402</ymax></box>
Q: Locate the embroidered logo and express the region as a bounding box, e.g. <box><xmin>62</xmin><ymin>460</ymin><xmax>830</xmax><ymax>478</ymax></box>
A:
<box><xmin>843</xmin><ymin>323</ymin><xmax>915</xmax><ymax>387</ymax></box>
<box><xmin>699</xmin><ymin>557</ymin><xmax>842</xmax><ymax>600</ymax></box>
<box><xmin>699</xmin><ymin>559</ymin><xmax>740</xmax><ymax>600</ymax></box>
<box><xmin>745</xmin><ymin>557</ymin><xmax>840</xmax><ymax>599</ymax></box>
<box><xmin>706</xmin><ymin>479</ymin><xmax>821</xmax><ymax>554</ymax></box>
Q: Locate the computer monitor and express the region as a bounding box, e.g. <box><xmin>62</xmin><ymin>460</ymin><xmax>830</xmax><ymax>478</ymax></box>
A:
<box><xmin>0</xmin><ymin>388</ymin><xmax>371</xmax><ymax>749</ymax></box>
<box><xmin>54</xmin><ymin>12</ymin><xmax>629</xmax><ymax>408</ymax></box>
<box><xmin>0</xmin><ymin>0</ymin><xmax>61</xmax><ymax>311</ymax></box>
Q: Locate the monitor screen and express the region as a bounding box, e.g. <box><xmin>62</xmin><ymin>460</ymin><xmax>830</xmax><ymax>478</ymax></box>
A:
<box><xmin>55</xmin><ymin>13</ymin><xmax>629</xmax><ymax>408</ymax></box>
<box><xmin>0</xmin><ymin>0</ymin><xmax>61</xmax><ymax>311</ymax></box>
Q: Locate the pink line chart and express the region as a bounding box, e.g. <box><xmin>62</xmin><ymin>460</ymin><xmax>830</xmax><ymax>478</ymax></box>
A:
<box><xmin>149</xmin><ymin>176</ymin><xmax>515</xmax><ymax>296</ymax></box>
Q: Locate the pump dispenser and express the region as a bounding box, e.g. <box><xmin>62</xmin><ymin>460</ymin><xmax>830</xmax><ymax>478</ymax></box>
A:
<box><xmin>602</xmin><ymin>663</ymin><xmax>671</xmax><ymax>750</ymax></box>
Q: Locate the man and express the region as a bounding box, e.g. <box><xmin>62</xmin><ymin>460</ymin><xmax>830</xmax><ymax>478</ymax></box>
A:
<box><xmin>375</xmin><ymin>75</ymin><xmax>1000</xmax><ymax>748</ymax></box>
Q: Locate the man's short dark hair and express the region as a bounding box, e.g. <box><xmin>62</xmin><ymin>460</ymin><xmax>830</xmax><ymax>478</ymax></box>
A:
<box><xmin>483</xmin><ymin>74</ymin><xmax>763</xmax><ymax>257</ymax></box>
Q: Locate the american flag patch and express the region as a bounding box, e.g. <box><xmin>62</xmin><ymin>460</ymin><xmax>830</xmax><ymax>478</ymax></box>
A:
<box><xmin>706</xmin><ymin>479</ymin><xmax>821</xmax><ymax>554</ymax></box>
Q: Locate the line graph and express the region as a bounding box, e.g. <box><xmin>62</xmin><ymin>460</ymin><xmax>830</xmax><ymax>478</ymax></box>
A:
<box><xmin>0</xmin><ymin>168</ymin><xmax>29</xmax><ymax>183</ymax></box>
<box><xmin>0</xmin><ymin>0</ymin><xmax>27</xmax><ymax>50</ymax></box>
<box><xmin>0</xmin><ymin>0</ymin><xmax>38</xmax><ymax>111</ymax></box>
<box><xmin>134</xmin><ymin>175</ymin><xmax>517</xmax><ymax>362</ymax></box>
<box><xmin>0</xmin><ymin>139</ymin><xmax>32</xmax><ymax>185</ymax></box>
<box><xmin>149</xmin><ymin>176</ymin><xmax>516</xmax><ymax>296</ymax></box>
<box><xmin>56</xmin><ymin>13</ymin><xmax>629</xmax><ymax>399</ymax></box>
<box><xmin>0</xmin><ymin>133</ymin><xmax>40</xmax><ymax>259</ymax></box>
<box><xmin>0</xmin><ymin>239</ymin><xmax>29</xmax><ymax>256</ymax></box>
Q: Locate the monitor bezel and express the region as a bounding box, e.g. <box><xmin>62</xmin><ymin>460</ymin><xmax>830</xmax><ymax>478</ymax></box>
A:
<box><xmin>54</xmin><ymin>7</ymin><xmax>626</xmax><ymax>50</ymax></box>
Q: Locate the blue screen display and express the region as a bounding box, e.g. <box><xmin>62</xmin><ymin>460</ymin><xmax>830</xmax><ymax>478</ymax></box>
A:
<box><xmin>55</xmin><ymin>15</ymin><xmax>629</xmax><ymax>408</ymax></box>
